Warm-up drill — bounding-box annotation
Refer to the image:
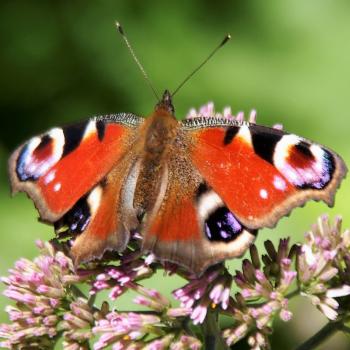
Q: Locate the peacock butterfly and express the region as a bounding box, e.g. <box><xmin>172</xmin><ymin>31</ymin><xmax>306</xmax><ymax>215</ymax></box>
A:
<box><xmin>8</xmin><ymin>89</ymin><xmax>347</xmax><ymax>274</ymax></box>
<box><xmin>7</xmin><ymin>23</ymin><xmax>347</xmax><ymax>274</ymax></box>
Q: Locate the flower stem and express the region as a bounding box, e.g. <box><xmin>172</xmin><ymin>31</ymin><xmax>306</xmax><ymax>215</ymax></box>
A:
<box><xmin>201</xmin><ymin>310</ymin><xmax>228</xmax><ymax>350</ymax></box>
<box><xmin>295</xmin><ymin>320</ymin><xmax>343</xmax><ymax>350</ymax></box>
<box><xmin>285</xmin><ymin>288</ymin><xmax>300</xmax><ymax>299</ymax></box>
<box><xmin>70</xmin><ymin>284</ymin><xmax>87</xmax><ymax>299</ymax></box>
<box><xmin>88</xmin><ymin>293</ymin><xmax>96</xmax><ymax>308</ymax></box>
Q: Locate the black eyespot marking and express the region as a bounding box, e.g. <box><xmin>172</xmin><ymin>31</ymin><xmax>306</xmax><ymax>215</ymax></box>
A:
<box><xmin>96</xmin><ymin>120</ymin><xmax>106</xmax><ymax>141</ymax></box>
<box><xmin>297</xmin><ymin>148</ymin><xmax>336</xmax><ymax>190</ymax></box>
<box><xmin>62</xmin><ymin>121</ymin><xmax>88</xmax><ymax>157</ymax></box>
<box><xmin>54</xmin><ymin>195</ymin><xmax>91</xmax><ymax>234</ymax></box>
<box><xmin>16</xmin><ymin>134</ymin><xmax>55</xmax><ymax>181</ymax></box>
<box><xmin>223</xmin><ymin>126</ymin><xmax>239</xmax><ymax>145</ymax></box>
<box><xmin>251</xmin><ymin>128</ymin><xmax>283</xmax><ymax>164</ymax></box>
<box><xmin>204</xmin><ymin>206</ymin><xmax>243</xmax><ymax>242</ymax></box>
<box><xmin>323</xmin><ymin>149</ymin><xmax>336</xmax><ymax>177</ymax></box>
<box><xmin>294</xmin><ymin>141</ymin><xmax>314</xmax><ymax>159</ymax></box>
<box><xmin>36</xmin><ymin>134</ymin><xmax>52</xmax><ymax>150</ymax></box>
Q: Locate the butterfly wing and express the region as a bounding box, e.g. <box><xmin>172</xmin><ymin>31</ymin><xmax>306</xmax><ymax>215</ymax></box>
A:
<box><xmin>141</xmin><ymin>117</ymin><xmax>346</xmax><ymax>274</ymax></box>
<box><xmin>141</xmin><ymin>135</ymin><xmax>257</xmax><ymax>274</ymax></box>
<box><xmin>182</xmin><ymin>118</ymin><xmax>347</xmax><ymax>229</ymax></box>
<box><xmin>9</xmin><ymin>113</ymin><xmax>143</xmax><ymax>263</ymax></box>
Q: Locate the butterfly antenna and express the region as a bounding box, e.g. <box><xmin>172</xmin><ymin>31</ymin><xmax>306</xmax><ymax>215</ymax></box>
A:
<box><xmin>115</xmin><ymin>21</ymin><xmax>160</xmax><ymax>101</ymax></box>
<box><xmin>172</xmin><ymin>34</ymin><xmax>231</xmax><ymax>98</ymax></box>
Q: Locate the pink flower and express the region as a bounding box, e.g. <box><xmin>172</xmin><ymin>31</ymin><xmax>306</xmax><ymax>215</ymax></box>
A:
<box><xmin>89</xmin><ymin>250</ymin><xmax>155</xmax><ymax>299</ymax></box>
<box><xmin>186</xmin><ymin>102</ymin><xmax>258</xmax><ymax>123</ymax></box>
<box><xmin>190</xmin><ymin>301</ymin><xmax>210</xmax><ymax>325</ymax></box>
<box><xmin>61</xmin><ymin>298</ymin><xmax>94</xmax><ymax>348</ymax></box>
<box><xmin>0</xmin><ymin>241</ymin><xmax>78</xmax><ymax>349</ymax></box>
<box><xmin>298</xmin><ymin>216</ymin><xmax>350</xmax><ymax>320</ymax></box>
<box><xmin>173</xmin><ymin>265</ymin><xmax>232</xmax><ymax>324</ymax></box>
<box><xmin>170</xmin><ymin>335</ymin><xmax>201</xmax><ymax>350</ymax></box>
<box><xmin>93</xmin><ymin>312</ymin><xmax>161</xmax><ymax>349</ymax></box>
<box><xmin>132</xmin><ymin>284</ymin><xmax>170</xmax><ymax>312</ymax></box>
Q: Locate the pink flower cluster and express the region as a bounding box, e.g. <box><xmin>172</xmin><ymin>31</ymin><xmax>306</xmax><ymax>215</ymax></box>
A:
<box><xmin>90</xmin><ymin>249</ymin><xmax>155</xmax><ymax>299</ymax></box>
<box><xmin>223</xmin><ymin>240</ymin><xmax>297</xmax><ymax>348</ymax></box>
<box><xmin>1</xmin><ymin>214</ymin><xmax>350</xmax><ymax>350</ymax></box>
<box><xmin>186</xmin><ymin>102</ymin><xmax>283</xmax><ymax>130</ymax></box>
<box><xmin>173</xmin><ymin>266</ymin><xmax>232</xmax><ymax>325</ymax></box>
<box><xmin>298</xmin><ymin>215</ymin><xmax>350</xmax><ymax>320</ymax></box>
<box><xmin>0</xmin><ymin>240</ymin><xmax>82</xmax><ymax>349</ymax></box>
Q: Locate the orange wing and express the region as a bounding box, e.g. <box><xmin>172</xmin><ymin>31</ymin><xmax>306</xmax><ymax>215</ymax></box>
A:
<box><xmin>9</xmin><ymin>114</ymin><xmax>141</xmax><ymax>222</ymax></box>
<box><xmin>183</xmin><ymin>119</ymin><xmax>347</xmax><ymax>229</ymax></box>
<box><xmin>9</xmin><ymin>114</ymin><xmax>143</xmax><ymax>264</ymax></box>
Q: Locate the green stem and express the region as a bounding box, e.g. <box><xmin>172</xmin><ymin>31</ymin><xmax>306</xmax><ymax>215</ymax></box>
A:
<box><xmin>295</xmin><ymin>320</ymin><xmax>343</xmax><ymax>350</ymax></box>
<box><xmin>201</xmin><ymin>310</ymin><xmax>228</xmax><ymax>350</ymax></box>
<box><xmin>285</xmin><ymin>288</ymin><xmax>300</xmax><ymax>299</ymax></box>
<box><xmin>70</xmin><ymin>284</ymin><xmax>87</xmax><ymax>299</ymax></box>
<box><xmin>88</xmin><ymin>293</ymin><xmax>96</xmax><ymax>308</ymax></box>
<box><xmin>341</xmin><ymin>325</ymin><xmax>350</xmax><ymax>333</ymax></box>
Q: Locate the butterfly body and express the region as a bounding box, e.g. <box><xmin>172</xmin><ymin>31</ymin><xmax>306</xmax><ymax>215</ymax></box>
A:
<box><xmin>9</xmin><ymin>90</ymin><xmax>347</xmax><ymax>274</ymax></box>
<box><xmin>133</xmin><ymin>94</ymin><xmax>179</xmax><ymax>215</ymax></box>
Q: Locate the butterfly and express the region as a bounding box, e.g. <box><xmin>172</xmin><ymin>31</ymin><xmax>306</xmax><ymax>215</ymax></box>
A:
<box><xmin>8</xmin><ymin>90</ymin><xmax>347</xmax><ymax>274</ymax></box>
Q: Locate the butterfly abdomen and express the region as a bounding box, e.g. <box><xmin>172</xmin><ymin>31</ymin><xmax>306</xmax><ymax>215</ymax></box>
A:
<box><xmin>133</xmin><ymin>108</ymin><xmax>179</xmax><ymax>213</ymax></box>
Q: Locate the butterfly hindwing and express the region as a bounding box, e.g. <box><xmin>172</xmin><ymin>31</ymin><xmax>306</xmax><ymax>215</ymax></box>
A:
<box><xmin>182</xmin><ymin>118</ymin><xmax>347</xmax><ymax>229</ymax></box>
<box><xmin>69</xmin><ymin>156</ymin><xmax>141</xmax><ymax>264</ymax></box>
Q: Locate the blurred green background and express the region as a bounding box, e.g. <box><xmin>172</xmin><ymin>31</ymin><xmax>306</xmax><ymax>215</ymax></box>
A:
<box><xmin>0</xmin><ymin>1</ymin><xmax>349</xmax><ymax>349</ymax></box>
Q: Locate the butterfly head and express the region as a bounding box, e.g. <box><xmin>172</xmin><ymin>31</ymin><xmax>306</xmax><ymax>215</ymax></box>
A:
<box><xmin>155</xmin><ymin>90</ymin><xmax>175</xmax><ymax>117</ymax></box>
